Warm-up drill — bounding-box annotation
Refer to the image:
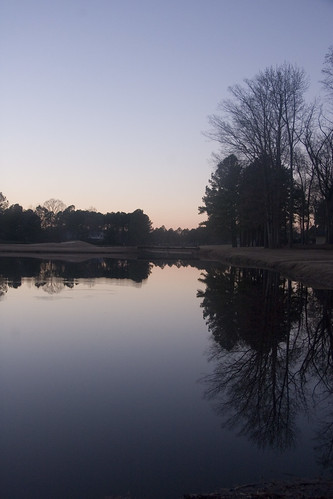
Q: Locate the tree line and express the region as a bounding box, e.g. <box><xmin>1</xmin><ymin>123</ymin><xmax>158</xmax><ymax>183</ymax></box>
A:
<box><xmin>200</xmin><ymin>46</ymin><xmax>333</xmax><ymax>248</ymax></box>
<box><xmin>0</xmin><ymin>195</ymin><xmax>211</xmax><ymax>246</ymax></box>
<box><xmin>0</xmin><ymin>196</ymin><xmax>150</xmax><ymax>245</ymax></box>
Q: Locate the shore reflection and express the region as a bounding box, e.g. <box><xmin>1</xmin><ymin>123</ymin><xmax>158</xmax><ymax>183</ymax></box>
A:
<box><xmin>1</xmin><ymin>257</ymin><xmax>333</xmax><ymax>496</ymax></box>
<box><xmin>0</xmin><ymin>257</ymin><xmax>208</xmax><ymax>295</ymax></box>
<box><xmin>198</xmin><ymin>266</ymin><xmax>333</xmax><ymax>468</ymax></box>
<box><xmin>0</xmin><ymin>257</ymin><xmax>153</xmax><ymax>294</ymax></box>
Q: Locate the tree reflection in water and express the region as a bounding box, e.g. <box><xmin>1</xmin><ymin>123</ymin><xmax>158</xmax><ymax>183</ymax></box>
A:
<box><xmin>0</xmin><ymin>257</ymin><xmax>202</xmax><ymax>295</ymax></box>
<box><xmin>0</xmin><ymin>277</ymin><xmax>8</xmax><ymax>299</ymax></box>
<box><xmin>35</xmin><ymin>261</ymin><xmax>76</xmax><ymax>294</ymax></box>
<box><xmin>0</xmin><ymin>257</ymin><xmax>153</xmax><ymax>294</ymax></box>
<box><xmin>198</xmin><ymin>266</ymin><xmax>333</xmax><ymax>467</ymax></box>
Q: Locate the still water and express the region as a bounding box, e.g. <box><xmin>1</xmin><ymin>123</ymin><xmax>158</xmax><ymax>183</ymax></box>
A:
<box><xmin>0</xmin><ymin>257</ymin><xmax>332</xmax><ymax>498</ymax></box>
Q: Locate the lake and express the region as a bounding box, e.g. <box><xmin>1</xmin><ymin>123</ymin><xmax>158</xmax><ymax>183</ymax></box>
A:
<box><xmin>0</xmin><ymin>257</ymin><xmax>332</xmax><ymax>498</ymax></box>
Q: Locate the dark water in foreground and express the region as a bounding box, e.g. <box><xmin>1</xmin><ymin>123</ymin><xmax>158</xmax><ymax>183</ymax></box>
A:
<box><xmin>0</xmin><ymin>257</ymin><xmax>332</xmax><ymax>498</ymax></box>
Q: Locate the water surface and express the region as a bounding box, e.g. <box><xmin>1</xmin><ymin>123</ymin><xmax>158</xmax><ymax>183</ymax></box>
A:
<box><xmin>0</xmin><ymin>258</ymin><xmax>332</xmax><ymax>498</ymax></box>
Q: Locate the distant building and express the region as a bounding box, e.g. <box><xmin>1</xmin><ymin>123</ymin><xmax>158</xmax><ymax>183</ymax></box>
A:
<box><xmin>88</xmin><ymin>231</ymin><xmax>105</xmax><ymax>242</ymax></box>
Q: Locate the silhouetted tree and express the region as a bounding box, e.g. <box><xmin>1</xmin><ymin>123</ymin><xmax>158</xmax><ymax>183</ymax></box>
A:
<box><xmin>303</xmin><ymin>107</ymin><xmax>333</xmax><ymax>242</ymax></box>
<box><xmin>293</xmin><ymin>149</ymin><xmax>316</xmax><ymax>244</ymax></box>
<box><xmin>43</xmin><ymin>198</ymin><xmax>66</xmax><ymax>214</ymax></box>
<box><xmin>104</xmin><ymin>212</ymin><xmax>129</xmax><ymax>245</ymax></box>
<box><xmin>1</xmin><ymin>204</ymin><xmax>42</xmax><ymax>242</ymax></box>
<box><xmin>321</xmin><ymin>45</ymin><xmax>333</xmax><ymax>106</ymax></box>
<box><xmin>199</xmin><ymin>154</ymin><xmax>242</xmax><ymax>246</ymax></box>
<box><xmin>267</xmin><ymin>64</ymin><xmax>308</xmax><ymax>246</ymax></box>
<box><xmin>207</xmin><ymin>64</ymin><xmax>308</xmax><ymax>247</ymax></box>
<box><xmin>238</xmin><ymin>161</ymin><xmax>265</xmax><ymax>246</ymax></box>
<box><xmin>127</xmin><ymin>209</ymin><xmax>152</xmax><ymax>245</ymax></box>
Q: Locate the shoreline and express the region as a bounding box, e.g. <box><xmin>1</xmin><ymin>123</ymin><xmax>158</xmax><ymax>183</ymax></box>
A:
<box><xmin>0</xmin><ymin>242</ymin><xmax>332</xmax><ymax>289</ymax></box>
<box><xmin>184</xmin><ymin>477</ymin><xmax>333</xmax><ymax>498</ymax></box>
<box><xmin>198</xmin><ymin>245</ymin><xmax>333</xmax><ymax>289</ymax></box>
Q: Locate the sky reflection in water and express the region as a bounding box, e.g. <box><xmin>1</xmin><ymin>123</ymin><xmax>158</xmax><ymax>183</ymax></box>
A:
<box><xmin>0</xmin><ymin>258</ymin><xmax>332</xmax><ymax>498</ymax></box>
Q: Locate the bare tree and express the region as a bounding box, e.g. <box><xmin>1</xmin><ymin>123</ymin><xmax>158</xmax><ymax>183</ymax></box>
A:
<box><xmin>207</xmin><ymin>63</ymin><xmax>307</xmax><ymax>248</ymax></box>
<box><xmin>321</xmin><ymin>45</ymin><xmax>333</xmax><ymax>106</ymax></box>
<box><xmin>0</xmin><ymin>192</ymin><xmax>9</xmax><ymax>212</ymax></box>
<box><xmin>293</xmin><ymin>149</ymin><xmax>316</xmax><ymax>243</ymax></box>
<box><xmin>268</xmin><ymin>64</ymin><xmax>308</xmax><ymax>246</ymax></box>
<box><xmin>43</xmin><ymin>198</ymin><xmax>66</xmax><ymax>214</ymax></box>
<box><xmin>35</xmin><ymin>199</ymin><xmax>67</xmax><ymax>231</ymax></box>
<box><xmin>303</xmin><ymin>106</ymin><xmax>333</xmax><ymax>242</ymax></box>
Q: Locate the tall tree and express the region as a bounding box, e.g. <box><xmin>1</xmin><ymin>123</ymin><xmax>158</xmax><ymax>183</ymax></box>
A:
<box><xmin>321</xmin><ymin>45</ymin><xmax>333</xmax><ymax>106</ymax></box>
<box><xmin>207</xmin><ymin>64</ymin><xmax>307</xmax><ymax>248</ymax></box>
<box><xmin>301</xmin><ymin>48</ymin><xmax>333</xmax><ymax>243</ymax></box>
<box><xmin>199</xmin><ymin>154</ymin><xmax>242</xmax><ymax>247</ymax></box>
<box><xmin>303</xmin><ymin>107</ymin><xmax>333</xmax><ymax>242</ymax></box>
<box><xmin>267</xmin><ymin>64</ymin><xmax>308</xmax><ymax>246</ymax></box>
<box><xmin>238</xmin><ymin>160</ymin><xmax>269</xmax><ymax>246</ymax></box>
<box><xmin>293</xmin><ymin>149</ymin><xmax>316</xmax><ymax>244</ymax></box>
<box><xmin>127</xmin><ymin>209</ymin><xmax>152</xmax><ymax>245</ymax></box>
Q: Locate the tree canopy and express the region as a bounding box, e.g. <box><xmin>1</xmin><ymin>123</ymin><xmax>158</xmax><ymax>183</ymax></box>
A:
<box><xmin>0</xmin><ymin>198</ymin><xmax>206</xmax><ymax>246</ymax></box>
<box><xmin>201</xmin><ymin>49</ymin><xmax>333</xmax><ymax>247</ymax></box>
<box><xmin>0</xmin><ymin>199</ymin><xmax>155</xmax><ymax>245</ymax></box>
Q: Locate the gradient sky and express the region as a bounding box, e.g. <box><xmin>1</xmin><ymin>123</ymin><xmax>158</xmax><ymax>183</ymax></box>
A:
<box><xmin>1</xmin><ymin>0</ymin><xmax>332</xmax><ymax>229</ymax></box>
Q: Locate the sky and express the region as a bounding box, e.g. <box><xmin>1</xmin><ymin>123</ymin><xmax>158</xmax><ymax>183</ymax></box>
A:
<box><xmin>0</xmin><ymin>0</ymin><xmax>332</xmax><ymax>229</ymax></box>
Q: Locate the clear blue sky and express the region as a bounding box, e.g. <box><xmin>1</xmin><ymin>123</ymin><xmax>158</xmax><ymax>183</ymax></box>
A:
<box><xmin>0</xmin><ymin>0</ymin><xmax>332</xmax><ymax>229</ymax></box>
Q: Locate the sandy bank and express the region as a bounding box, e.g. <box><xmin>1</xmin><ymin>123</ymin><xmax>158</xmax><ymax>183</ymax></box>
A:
<box><xmin>198</xmin><ymin>245</ymin><xmax>333</xmax><ymax>289</ymax></box>
<box><xmin>0</xmin><ymin>241</ymin><xmax>138</xmax><ymax>262</ymax></box>
<box><xmin>0</xmin><ymin>240</ymin><xmax>137</xmax><ymax>254</ymax></box>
